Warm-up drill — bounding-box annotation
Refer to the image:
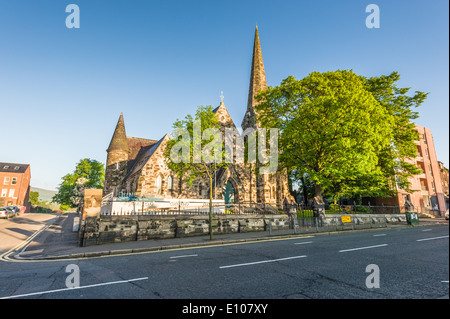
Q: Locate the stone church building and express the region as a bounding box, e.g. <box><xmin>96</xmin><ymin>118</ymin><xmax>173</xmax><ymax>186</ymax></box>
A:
<box><xmin>103</xmin><ymin>27</ymin><xmax>292</xmax><ymax>209</ymax></box>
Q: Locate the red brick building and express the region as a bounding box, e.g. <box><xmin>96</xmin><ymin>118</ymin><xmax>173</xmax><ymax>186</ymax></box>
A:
<box><xmin>376</xmin><ymin>125</ymin><xmax>447</xmax><ymax>216</ymax></box>
<box><xmin>439</xmin><ymin>161</ymin><xmax>449</xmax><ymax>211</ymax></box>
<box><xmin>438</xmin><ymin>161</ymin><xmax>449</xmax><ymax>197</ymax></box>
<box><xmin>0</xmin><ymin>162</ymin><xmax>31</xmax><ymax>213</ymax></box>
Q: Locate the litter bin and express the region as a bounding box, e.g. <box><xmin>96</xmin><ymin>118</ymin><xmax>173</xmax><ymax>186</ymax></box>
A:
<box><xmin>406</xmin><ymin>212</ymin><xmax>419</xmax><ymax>226</ymax></box>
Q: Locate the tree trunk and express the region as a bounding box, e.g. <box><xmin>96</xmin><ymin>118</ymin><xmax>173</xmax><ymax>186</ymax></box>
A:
<box><xmin>300</xmin><ymin>176</ymin><xmax>308</xmax><ymax>206</ymax></box>
<box><xmin>209</xmin><ymin>175</ymin><xmax>213</xmax><ymax>241</ymax></box>
<box><xmin>314</xmin><ymin>182</ymin><xmax>324</xmax><ymax>204</ymax></box>
<box><xmin>313</xmin><ymin>182</ymin><xmax>325</xmax><ymax>217</ymax></box>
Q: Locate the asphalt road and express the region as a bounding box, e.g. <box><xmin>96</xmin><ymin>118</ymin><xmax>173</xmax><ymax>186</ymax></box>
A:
<box><xmin>0</xmin><ymin>222</ymin><xmax>448</xmax><ymax>301</ymax></box>
<box><xmin>0</xmin><ymin>213</ymin><xmax>57</xmax><ymax>255</ymax></box>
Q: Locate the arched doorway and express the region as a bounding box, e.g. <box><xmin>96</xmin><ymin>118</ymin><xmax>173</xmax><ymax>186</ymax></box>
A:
<box><xmin>223</xmin><ymin>181</ymin><xmax>235</xmax><ymax>206</ymax></box>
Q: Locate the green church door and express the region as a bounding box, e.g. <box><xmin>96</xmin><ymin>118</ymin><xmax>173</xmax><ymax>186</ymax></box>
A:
<box><xmin>223</xmin><ymin>181</ymin><xmax>235</xmax><ymax>206</ymax></box>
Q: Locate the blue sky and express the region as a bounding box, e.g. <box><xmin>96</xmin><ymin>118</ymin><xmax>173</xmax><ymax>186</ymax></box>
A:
<box><xmin>0</xmin><ymin>0</ymin><xmax>448</xmax><ymax>190</ymax></box>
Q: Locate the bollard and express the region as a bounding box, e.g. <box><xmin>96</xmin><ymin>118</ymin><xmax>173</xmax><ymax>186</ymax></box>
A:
<box><xmin>269</xmin><ymin>220</ymin><xmax>272</xmax><ymax>236</ymax></box>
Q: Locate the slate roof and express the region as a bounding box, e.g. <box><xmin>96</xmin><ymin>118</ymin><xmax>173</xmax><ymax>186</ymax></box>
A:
<box><xmin>127</xmin><ymin>136</ymin><xmax>158</xmax><ymax>161</ymax></box>
<box><xmin>123</xmin><ymin>134</ymin><xmax>168</xmax><ymax>180</ymax></box>
<box><xmin>0</xmin><ymin>162</ymin><xmax>30</xmax><ymax>174</ymax></box>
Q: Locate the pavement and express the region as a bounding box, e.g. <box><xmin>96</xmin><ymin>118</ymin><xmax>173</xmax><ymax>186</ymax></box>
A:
<box><xmin>6</xmin><ymin>212</ymin><xmax>449</xmax><ymax>261</ymax></box>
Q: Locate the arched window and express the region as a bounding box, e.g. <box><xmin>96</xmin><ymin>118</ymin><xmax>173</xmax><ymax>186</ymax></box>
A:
<box><xmin>167</xmin><ymin>176</ymin><xmax>173</xmax><ymax>190</ymax></box>
<box><xmin>198</xmin><ymin>182</ymin><xmax>203</xmax><ymax>196</ymax></box>
<box><xmin>272</xmin><ymin>186</ymin><xmax>276</xmax><ymax>199</ymax></box>
<box><xmin>156</xmin><ymin>175</ymin><xmax>162</xmax><ymax>195</ymax></box>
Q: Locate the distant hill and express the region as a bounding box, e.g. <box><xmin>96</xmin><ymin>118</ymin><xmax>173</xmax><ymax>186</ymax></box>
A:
<box><xmin>30</xmin><ymin>187</ymin><xmax>57</xmax><ymax>203</ymax></box>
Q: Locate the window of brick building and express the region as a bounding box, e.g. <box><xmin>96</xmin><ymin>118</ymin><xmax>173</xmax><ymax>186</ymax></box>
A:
<box><xmin>11</xmin><ymin>177</ymin><xmax>17</xmax><ymax>185</ymax></box>
<box><xmin>3</xmin><ymin>177</ymin><xmax>10</xmax><ymax>185</ymax></box>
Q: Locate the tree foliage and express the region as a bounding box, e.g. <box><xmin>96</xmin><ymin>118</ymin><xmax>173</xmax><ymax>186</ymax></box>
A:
<box><xmin>164</xmin><ymin>105</ymin><xmax>230</xmax><ymax>239</ymax></box>
<box><xmin>29</xmin><ymin>191</ymin><xmax>40</xmax><ymax>205</ymax></box>
<box><xmin>364</xmin><ymin>71</ymin><xmax>426</xmax><ymax>192</ymax></box>
<box><xmin>164</xmin><ymin>105</ymin><xmax>229</xmax><ymax>185</ymax></box>
<box><xmin>254</xmin><ymin>70</ymin><xmax>427</xmax><ymax>202</ymax></box>
<box><xmin>52</xmin><ymin>158</ymin><xmax>105</xmax><ymax>207</ymax></box>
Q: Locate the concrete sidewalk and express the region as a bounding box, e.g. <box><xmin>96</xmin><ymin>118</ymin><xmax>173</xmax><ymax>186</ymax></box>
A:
<box><xmin>9</xmin><ymin>212</ymin><xmax>448</xmax><ymax>261</ymax></box>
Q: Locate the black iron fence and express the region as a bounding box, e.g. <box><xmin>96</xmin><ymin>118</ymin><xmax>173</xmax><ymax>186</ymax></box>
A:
<box><xmin>100</xmin><ymin>199</ymin><xmax>416</xmax><ymax>217</ymax></box>
<box><xmin>295</xmin><ymin>203</ymin><xmax>409</xmax><ymax>215</ymax></box>
<box><xmin>101</xmin><ymin>201</ymin><xmax>282</xmax><ymax>216</ymax></box>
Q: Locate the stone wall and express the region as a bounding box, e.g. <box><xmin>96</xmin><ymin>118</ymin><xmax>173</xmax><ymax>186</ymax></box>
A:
<box><xmin>78</xmin><ymin>213</ymin><xmax>407</xmax><ymax>247</ymax></box>
<box><xmin>321</xmin><ymin>214</ymin><xmax>407</xmax><ymax>227</ymax></box>
<box><xmin>79</xmin><ymin>214</ymin><xmax>291</xmax><ymax>247</ymax></box>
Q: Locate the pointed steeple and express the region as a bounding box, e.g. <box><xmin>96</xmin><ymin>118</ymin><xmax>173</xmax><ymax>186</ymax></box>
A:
<box><xmin>248</xmin><ymin>25</ymin><xmax>267</xmax><ymax>108</ymax></box>
<box><xmin>242</xmin><ymin>26</ymin><xmax>268</xmax><ymax>130</ymax></box>
<box><xmin>107</xmin><ymin>112</ymin><xmax>129</xmax><ymax>153</ymax></box>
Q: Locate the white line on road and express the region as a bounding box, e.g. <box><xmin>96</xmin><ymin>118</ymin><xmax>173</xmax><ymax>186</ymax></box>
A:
<box><xmin>442</xmin><ymin>281</ymin><xmax>449</xmax><ymax>283</ymax></box>
<box><xmin>339</xmin><ymin>244</ymin><xmax>388</xmax><ymax>253</ymax></box>
<box><xmin>373</xmin><ymin>234</ymin><xmax>386</xmax><ymax>237</ymax></box>
<box><xmin>18</xmin><ymin>249</ymin><xmax>44</xmax><ymax>256</ymax></box>
<box><xmin>220</xmin><ymin>255</ymin><xmax>307</xmax><ymax>269</ymax></box>
<box><xmin>294</xmin><ymin>241</ymin><xmax>313</xmax><ymax>245</ymax></box>
<box><xmin>416</xmin><ymin>235</ymin><xmax>449</xmax><ymax>242</ymax></box>
<box><xmin>421</xmin><ymin>229</ymin><xmax>433</xmax><ymax>232</ymax></box>
<box><xmin>0</xmin><ymin>277</ymin><xmax>149</xmax><ymax>299</ymax></box>
<box><xmin>170</xmin><ymin>254</ymin><xmax>198</xmax><ymax>259</ymax></box>
<box><xmin>0</xmin><ymin>223</ymin><xmax>51</xmax><ymax>262</ymax></box>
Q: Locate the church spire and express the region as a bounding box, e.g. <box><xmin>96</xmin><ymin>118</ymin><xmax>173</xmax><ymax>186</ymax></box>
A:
<box><xmin>107</xmin><ymin>112</ymin><xmax>129</xmax><ymax>153</ymax></box>
<box><xmin>242</xmin><ymin>26</ymin><xmax>268</xmax><ymax>130</ymax></box>
<box><xmin>248</xmin><ymin>25</ymin><xmax>267</xmax><ymax>108</ymax></box>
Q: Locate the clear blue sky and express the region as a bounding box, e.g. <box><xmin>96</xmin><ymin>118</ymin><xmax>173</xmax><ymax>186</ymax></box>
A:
<box><xmin>0</xmin><ymin>0</ymin><xmax>448</xmax><ymax>190</ymax></box>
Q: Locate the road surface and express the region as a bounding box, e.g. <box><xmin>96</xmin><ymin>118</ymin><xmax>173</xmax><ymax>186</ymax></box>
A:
<box><xmin>0</xmin><ymin>216</ymin><xmax>447</xmax><ymax>301</ymax></box>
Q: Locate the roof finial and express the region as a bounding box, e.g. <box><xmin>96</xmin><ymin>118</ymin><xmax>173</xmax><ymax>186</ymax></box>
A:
<box><xmin>220</xmin><ymin>90</ymin><xmax>224</xmax><ymax>103</ymax></box>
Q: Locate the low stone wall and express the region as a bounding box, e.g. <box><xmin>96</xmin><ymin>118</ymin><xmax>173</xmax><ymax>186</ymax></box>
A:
<box><xmin>321</xmin><ymin>213</ymin><xmax>407</xmax><ymax>227</ymax></box>
<box><xmin>79</xmin><ymin>214</ymin><xmax>291</xmax><ymax>246</ymax></box>
<box><xmin>78</xmin><ymin>213</ymin><xmax>407</xmax><ymax>247</ymax></box>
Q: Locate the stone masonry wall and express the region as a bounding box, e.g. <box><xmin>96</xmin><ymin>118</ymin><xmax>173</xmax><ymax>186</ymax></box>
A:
<box><xmin>79</xmin><ymin>214</ymin><xmax>290</xmax><ymax>246</ymax></box>
<box><xmin>79</xmin><ymin>213</ymin><xmax>407</xmax><ymax>247</ymax></box>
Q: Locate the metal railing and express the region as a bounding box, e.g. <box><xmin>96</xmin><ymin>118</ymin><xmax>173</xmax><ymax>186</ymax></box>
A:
<box><xmin>295</xmin><ymin>203</ymin><xmax>412</xmax><ymax>215</ymax></box>
<box><xmin>100</xmin><ymin>201</ymin><xmax>282</xmax><ymax>216</ymax></box>
<box><xmin>100</xmin><ymin>201</ymin><xmax>416</xmax><ymax>217</ymax></box>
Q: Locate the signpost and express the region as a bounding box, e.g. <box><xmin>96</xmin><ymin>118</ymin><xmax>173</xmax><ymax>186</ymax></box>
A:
<box><xmin>341</xmin><ymin>216</ymin><xmax>352</xmax><ymax>223</ymax></box>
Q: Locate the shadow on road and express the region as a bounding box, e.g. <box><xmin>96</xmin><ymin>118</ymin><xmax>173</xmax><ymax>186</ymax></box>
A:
<box><xmin>5</xmin><ymin>227</ymin><xmax>34</xmax><ymax>237</ymax></box>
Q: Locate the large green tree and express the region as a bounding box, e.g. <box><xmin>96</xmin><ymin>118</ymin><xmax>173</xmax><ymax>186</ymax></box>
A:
<box><xmin>29</xmin><ymin>191</ymin><xmax>40</xmax><ymax>205</ymax></box>
<box><xmin>164</xmin><ymin>105</ymin><xmax>230</xmax><ymax>240</ymax></box>
<box><xmin>52</xmin><ymin>158</ymin><xmax>105</xmax><ymax>207</ymax></box>
<box><xmin>364</xmin><ymin>72</ymin><xmax>426</xmax><ymax>193</ymax></box>
<box><xmin>254</xmin><ymin>70</ymin><xmax>424</xmax><ymax>204</ymax></box>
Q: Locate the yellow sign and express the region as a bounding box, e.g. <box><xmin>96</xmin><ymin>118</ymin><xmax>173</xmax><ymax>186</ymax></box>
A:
<box><xmin>341</xmin><ymin>216</ymin><xmax>352</xmax><ymax>223</ymax></box>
